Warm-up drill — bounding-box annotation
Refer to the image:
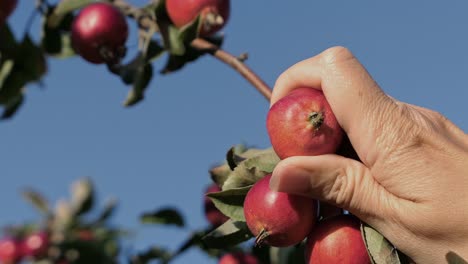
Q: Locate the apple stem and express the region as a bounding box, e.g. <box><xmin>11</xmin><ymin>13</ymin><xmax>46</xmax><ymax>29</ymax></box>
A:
<box><xmin>254</xmin><ymin>228</ymin><xmax>269</xmax><ymax>246</ymax></box>
<box><xmin>308</xmin><ymin>111</ymin><xmax>324</xmax><ymax>130</ymax></box>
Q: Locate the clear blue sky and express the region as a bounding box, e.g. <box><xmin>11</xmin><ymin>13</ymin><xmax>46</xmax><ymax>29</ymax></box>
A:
<box><xmin>2</xmin><ymin>0</ymin><xmax>468</xmax><ymax>263</ymax></box>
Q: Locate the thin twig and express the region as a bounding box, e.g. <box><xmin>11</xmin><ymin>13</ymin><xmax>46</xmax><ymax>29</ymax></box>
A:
<box><xmin>191</xmin><ymin>38</ymin><xmax>272</xmax><ymax>101</ymax></box>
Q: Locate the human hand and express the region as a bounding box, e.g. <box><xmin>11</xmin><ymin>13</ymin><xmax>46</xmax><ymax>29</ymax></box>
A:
<box><xmin>269</xmin><ymin>46</ymin><xmax>468</xmax><ymax>264</ymax></box>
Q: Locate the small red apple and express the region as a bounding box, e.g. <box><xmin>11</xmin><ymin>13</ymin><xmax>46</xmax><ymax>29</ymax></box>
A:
<box><xmin>71</xmin><ymin>2</ymin><xmax>128</xmax><ymax>64</ymax></box>
<box><xmin>218</xmin><ymin>252</ymin><xmax>259</xmax><ymax>264</ymax></box>
<box><xmin>243</xmin><ymin>174</ymin><xmax>317</xmax><ymax>247</ymax></box>
<box><xmin>21</xmin><ymin>231</ymin><xmax>49</xmax><ymax>259</ymax></box>
<box><xmin>166</xmin><ymin>0</ymin><xmax>230</xmax><ymax>36</ymax></box>
<box><xmin>267</xmin><ymin>87</ymin><xmax>343</xmax><ymax>160</ymax></box>
<box><xmin>77</xmin><ymin>229</ymin><xmax>94</xmax><ymax>241</ymax></box>
<box><xmin>0</xmin><ymin>0</ymin><xmax>17</xmax><ymax>26</ymax></box>
<box><xmin>204</xmin><ymin>183</ymin><xmax>229</xmax><ymax>227</ymax></box>
<box><xmin>0</xmin><ymin>238</ymin><xmax>22</xmax><ymax>264</ymax></box>
<box><xmin>305</xmin><ymin>214</ymin><xmax>370</xmax><ymax>264</ymax></box>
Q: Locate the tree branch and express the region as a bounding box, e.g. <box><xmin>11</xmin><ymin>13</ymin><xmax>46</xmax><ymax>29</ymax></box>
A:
<box><xmin>112</xmin><ymin>0</ymin><xmax>272</xmax><ymax>101</ymax></box>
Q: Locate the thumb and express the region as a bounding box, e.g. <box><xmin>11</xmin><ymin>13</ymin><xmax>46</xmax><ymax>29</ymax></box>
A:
<box><xmin>270</xmin><ymin>154</ymin><xmax>390</xmax><ymax>223</ymax></box>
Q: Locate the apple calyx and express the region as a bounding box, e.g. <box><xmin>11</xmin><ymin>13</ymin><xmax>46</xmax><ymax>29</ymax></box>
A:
<box><xmin>202</xmin><ymin>9</ymin><xmax>225</xmax><ymax>34</ymax></box>
<box><xmin>254</xmin><ymin>228</ymin><xmax>270</xmax><ymax>246</ymax></box>
<box><xmin>308</xmin><ymin>111</ymin><xmax>324</xmax><ymax>130</ymax></box>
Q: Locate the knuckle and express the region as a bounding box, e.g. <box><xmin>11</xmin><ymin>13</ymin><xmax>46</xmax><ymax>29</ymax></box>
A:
<box><xmin>320</xmin><ymin>46</ymin><xmax>355</xmax><ymax>66</ymax></box>
<box><xmin>329</xmin><ymin>164</ymin><xmax>361</xmax><ymax>208</ymax></box>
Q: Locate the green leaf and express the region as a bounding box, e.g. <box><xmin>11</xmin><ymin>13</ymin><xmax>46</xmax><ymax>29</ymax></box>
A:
<box><xmin>226</xmin><ymin>144</ymin><xmax>248</xmax><ymax>170</ymax></box>
<box><xmin>446</xmin><ymin>251</ymin><xmax>468</xmax><ymax>264</ymax></box>
<box><xmin>173</xmin><ymin>229</ymin><xmax>222</xmax><ymax>259</ymax></box>
<box><xmin>269</xmin><ymin>244</ymin><xmax>306</xmax><ymax>264</ymax></box>
<box><xmin>95</xmin><ymin>198</ymin><xmax>118</xmax><ymax>223</ymax></box>
<box><xmin>41</xmin><ymin>12</ymin><xmax>75</xmax><ymax>58</ymax></box>
<box><xmin>160</xmin><ymin>35</ymin><xmax>223</xmax><ymax>74</ymax></box>
<box><xmin>141</xmin><ymin>207</ymin><xmax>185</xmax><ymax>227</ymax></box>
<box><xmin>18</xmin><ymin>36</ymin><xmax>48</xmax><ymax>81</ymax></box>
<box><xmin>0</xmin><ymin>24</ymin><xmax>18</xmax><ymax>57</ymax></box>
<box><xmin>131</xmin><ymin>246</ymin><xmax>172</xmax><ymax>264</ymax></box>
<box><xmin>166</xmin><ymin>16</ymin><xmax>201</xmax><ymax>56</ymax></box>
<box><xmin>1</xmin><ymin>93</ymin><xmax>24</xmax><ymax>120</ymax></box>
<box><xmin>209</xmin><ymin>163</ymin><xmax>231</xmax><ymax>187</ymax></box>
<box><xmin>48</xmin><ymin>0</ymin><xmax>93</xmax><ymax>28</ymax></box>
<box><xmin>202</xmin><ymin>220</ymin><xmax>253</xmax><ymax>249</ymax></box>
<box><xmin>124</xmin><ymin>63</ymin><xmax>153</xmax><ymax>107</ymax></box>
<box><xmin>21</xmin><ymin>188</ymin><xmax>50</xmax><ymax>215</ymax></box>
<box><xmin>71</xmin><ymin>178</ymin><xmax>95</xmax><ymax>216</ymax></box>
<box><xmin>146</xmin><ymin>40</ymin><xmax>165</xmax><ymax>62</ymax></box>
<box><xmin>207</xmin><ymin>186</ymin><xmax>251</xmax><ymax>221</ymax></box>
<box><xmin>0</xmin><ymin>60</ymin><xmax>14</xmax><ymax>91</ymax></box>
<box><xmin>222</xmin><ymin>148</ymin><xmax>279</xmax><ymax>190</ymax></box>
<box><xmin>361</xmin><ymin>222</ymin><xmax>405</xmax><ymax>264</ymax></box>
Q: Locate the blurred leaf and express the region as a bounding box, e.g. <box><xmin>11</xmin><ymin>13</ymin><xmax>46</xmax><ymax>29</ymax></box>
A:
<box><xmin>124</xmin><ymin>63</ymin><xmax>153</xmax><ymax>107</ymax></box>
<box><xmin>202</xmin><ymin>220</ymin><xmax>253</xmax><ymax>249</ymax></box>
<box><xmin>209</xmin><ymin>163</ymin><xmax>231</xmax><ymax>187</ymax></box>
<box><xmin>446</xmin><ymin>252</ymin><xmax>468</xmax><ymax>264</ymax></box>
<box><xmin>173</xmin><ymin>229</ymin><xmax>222</xmax><ymax>259</ymax></box>
<box><xmin>17</xmin><ymin>36</ymin><xmax>48</xmax><ymax>81</ymax></box>
<box><xmin>0</xmin><ymin>35</ymin><xmax>46</xmax><ymax>119</ymax></box>
<box><xmin>146</xmin><ymin>40</ymin><xmax>165</xmax><ymax>62</ymax></box>
<box><xmin>1</xmin><ymin>93</ymin><xmax>23</xmax><ymax>119</ymax></box>
<box><xmin>59</xmin><ymin>239</ymin><xmax>117</xmax><ymax>264</ymax></box>
<box><xmin>21</xmin><ymin>188</ymin><xmax>50</xmax><ymax>215</ymax></box>
<box><xmin>222</xmin><ymin>148</ymin><xmax>279</xmax><ymax>190</ymax></box>
<box><xmin>141</xmin><ymin>207</ymin><xmax>185</xmax><ymax>227</ymax></box>
<box><xmin>71</xmin><ymin>178</ymin><xmax>95</xmax><ymax>216</ymax></box>
<box><xmin>96</xmin><ymin>198</ymin><xmax>118</xmax><ymax>223</ymax></box>
<box><xmin>131</xmin><ymin>246</ymin><xmax>172</xmax><ymax>264</ymax></box>
<box><xmin>161</xmin><ymin>35</ymin><xmax>223</xmax><ymax>74</ymax></box>
<box><xmin>166</xmin><ymin>15</ymin><xmax>200</xmax><ymax>56</ymax></box>
<box><xmin>53</xmin><ymin>199</ymin><xmax>74</xmax><ymax>231</ymax></box>
<box><xmin>48</xmin><ymin>0</ymin><xmax>93</xmax><ymax>28</ymax></box>
<box><xmin>207</xmin><ymin>186</ymin><xmax>251</xmax><ymax>221</ymax></box>
<box><xmin>0</xmin><ymin>24</ymin><xmax>17</xmax><ymax>57</ymax></box>
<box><xmin>361</xmin><ymin>222</ymin><xmax>404</xmax><ymax>264</ymax></box>
<box><xmin>270</xmin><ymin>244</ymin><xmax>306</xmax><ymax>264</ymax></box>
<box><xmin>0</xmin><ymin>60</ymin><xmax>14</xmax><ymax>91</ymax></box>
<box><xmin>41</xmin><ymin>12</ymin><xmax>75</xmax><ymax>58</ymax></box>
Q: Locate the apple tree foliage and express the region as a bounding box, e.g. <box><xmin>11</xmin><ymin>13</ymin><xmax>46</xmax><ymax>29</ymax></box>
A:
<box><xmin>0</xmin><ymin>0</ymin><xmax>444</xmax><ymax>263</ymax></box>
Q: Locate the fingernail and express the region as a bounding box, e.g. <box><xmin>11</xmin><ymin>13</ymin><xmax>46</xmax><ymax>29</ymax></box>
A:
<box><xmin>271</xmin><ymin>166</ymin><xmax>312</xmax><ymax>195</ymax></box>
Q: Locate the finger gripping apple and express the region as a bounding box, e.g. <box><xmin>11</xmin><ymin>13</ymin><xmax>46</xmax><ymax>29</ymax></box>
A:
<box><xmin>267</xmin><ymin>88</ymin><xmax>343</xmax><ymax>159</ymax></box>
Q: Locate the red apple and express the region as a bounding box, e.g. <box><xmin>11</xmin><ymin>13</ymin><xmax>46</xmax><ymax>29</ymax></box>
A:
<box><xmin>305</xmin><ymin>215</ymin><xmax>370</xmax><ymax>264</ymax></box>
<box><xmin>71</xmin><ymin>2</ymin><xmax>128</xmax><ymax>64</ymax></box>
<box><xmin>0</xmin><ymin>0</ymin><xmax>17</xmax><ymax>26</ymax></box>
<box><xmin>0</xmin><ymin>238</ymin><xmax>22</xmax><ymax>264</ymax></box>
<box><xmin>204</xmin><ymin>183</ymin><xmax>229</xmax><ymax>227</ymax></box>
<box><xmin>166</xmin><ymin>0</ymin><xmax>230</xmax><ymax>36</ymax></box>
<box><xmin>218</xmin><ymin>252</ymin><xmax>259</xmax><ymax>264</ymax></box>
<box><xmin>244</xmin><ymin>174</ymin><xmax>317</xmax><ymax>247</ymax></box>
<box><xmin>267</xmin><ymin>87</ymin><xmax>343</xmax><ymax>160</ymax></box>
<box><xmin>21</xmin><ymin>231</ymin><xmax>49</xmax><ymax>259</ymax></box>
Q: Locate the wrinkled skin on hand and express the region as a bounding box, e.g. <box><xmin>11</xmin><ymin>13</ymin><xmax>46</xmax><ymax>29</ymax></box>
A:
<box><xmin>269</xmin><ymin>46</ymin><xmax>468</xmax><ymax>264</ymax></box>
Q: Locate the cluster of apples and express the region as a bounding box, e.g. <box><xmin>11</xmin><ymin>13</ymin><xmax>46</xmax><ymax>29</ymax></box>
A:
<box><xmin>0</xmin><ymin>231</ymin><xmax>49</xmax><ymax>264</ymax></box>
<box><xmin>241</xmin><ymin>88</ymin><xmax>370</xmax><ymax>263</ymax></box>
<box><xmin>70</xmin><ymin>0</ymin><xmax>230</xmax><ymax>64</ymax></box>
